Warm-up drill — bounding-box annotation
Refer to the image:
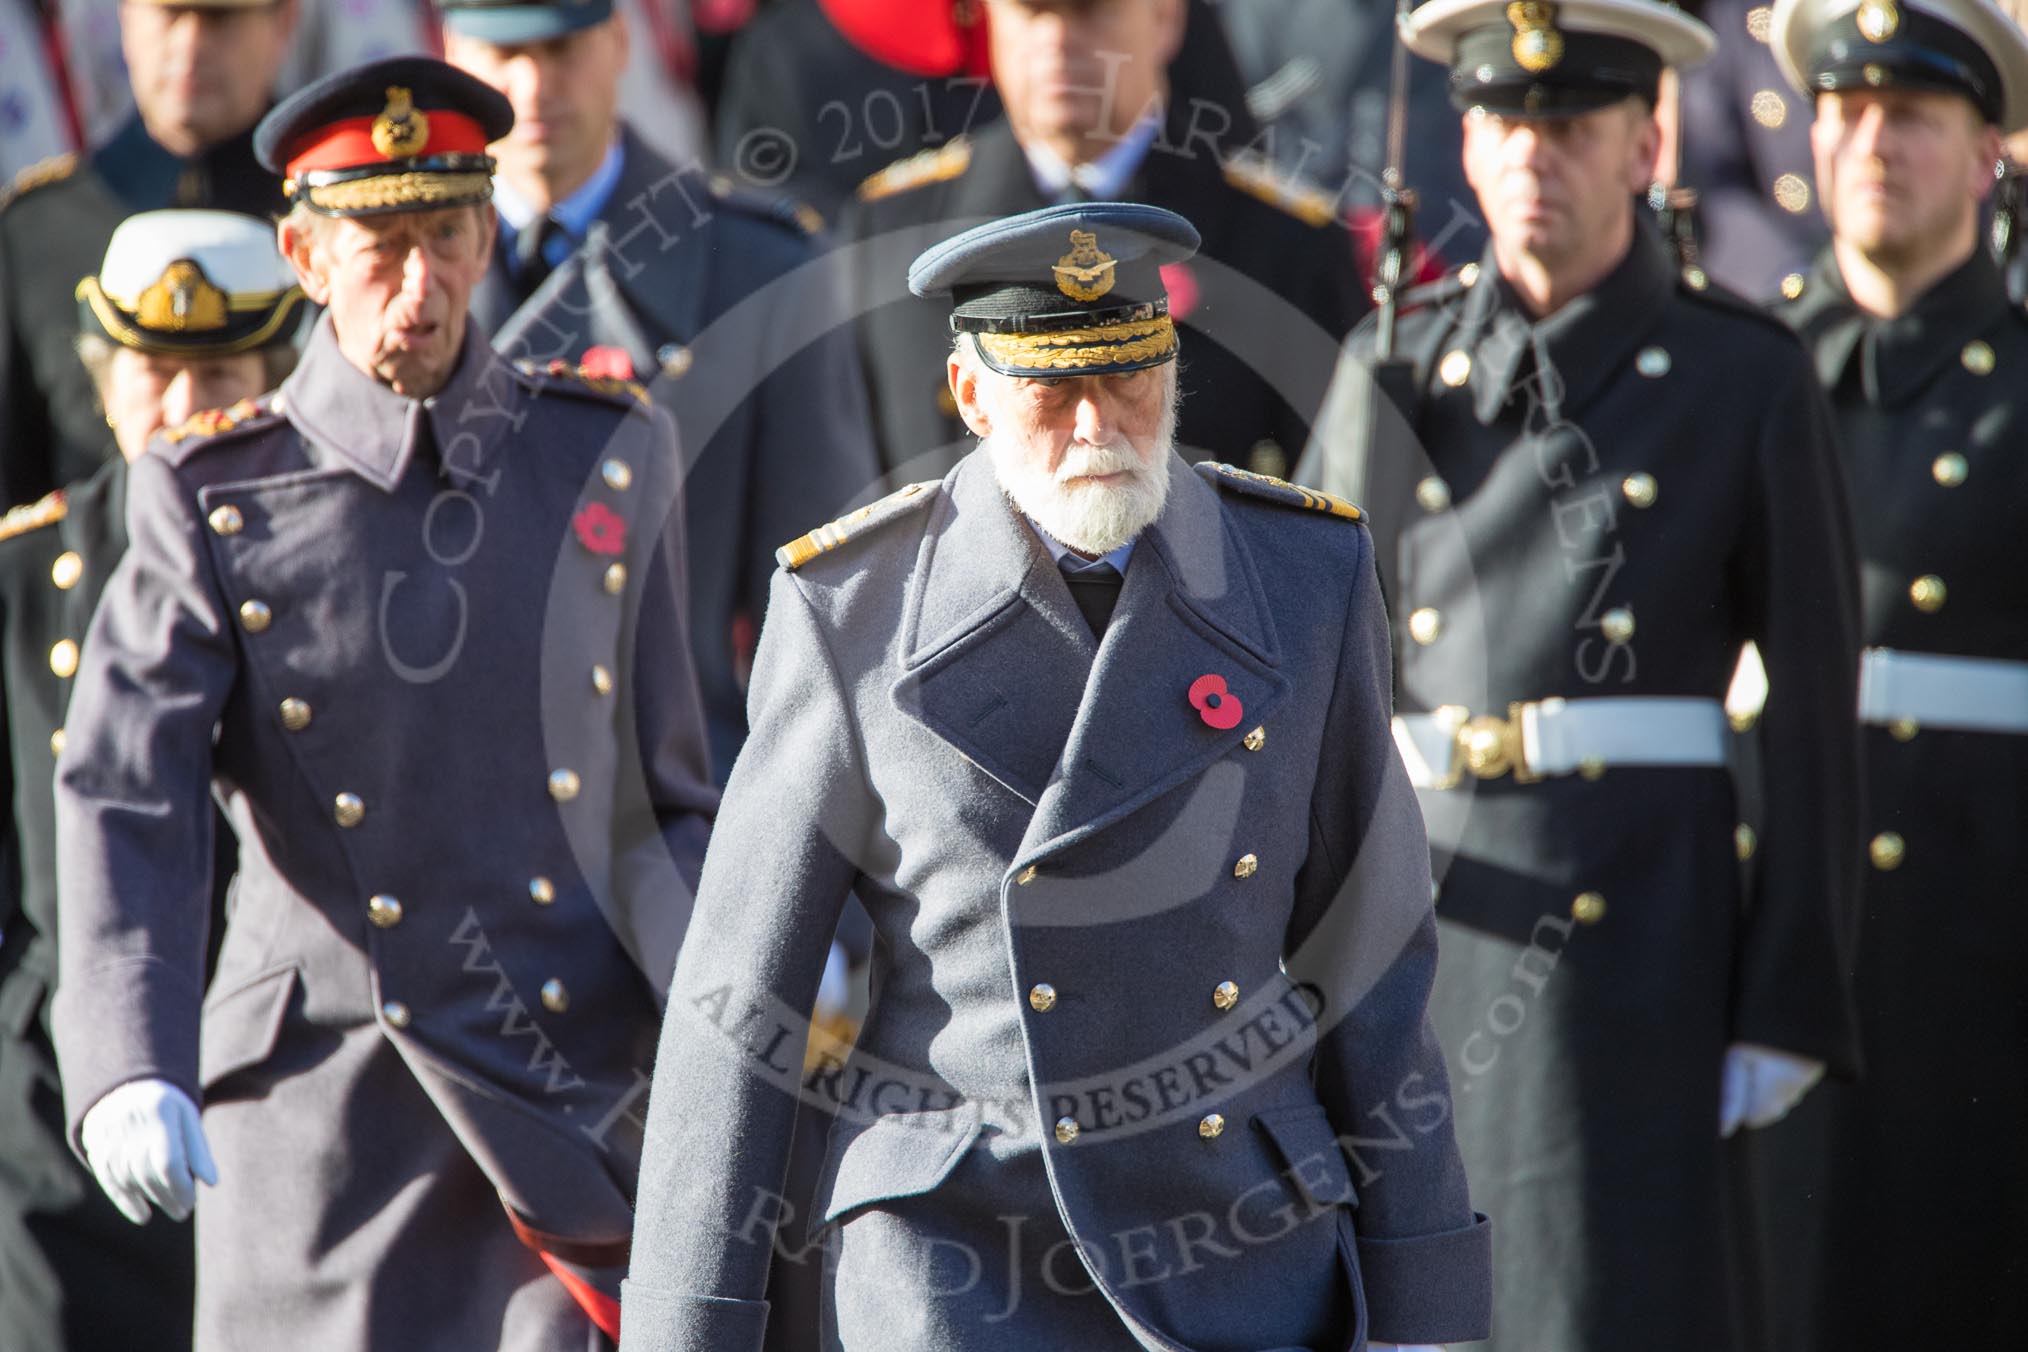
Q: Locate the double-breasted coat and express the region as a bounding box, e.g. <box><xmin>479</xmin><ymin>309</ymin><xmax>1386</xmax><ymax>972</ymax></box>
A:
<box><xmin>470</xmin><ymin>128</ymin><xmax>882</xmax><ymax>775</ymax></box>
<box><xmin>51</xmin><ymin>318</ymin><xmax>717</xmax><ymax>1348</ymax></box>
<box><xmin>840</xmin><ymin>116</ymin><xmax>1367</xmax><ymax>483</ymax></box>
<box><xmin>1319</xmin><ymin>224</ymin><xmax>1862</xmax><ymax>1351</ymax></box>
<box><xmin>620</xmin><ymin>450</ymin><xmax>1492</xmax><ymax>1352</ymax></box>
<box><xmin>0</xmin><ymin>458</ymin><xmax>205</xmax><ymax>1349</ymax></box>
<box><xmin>1751</xmin><ymin>246</ymin><xmax>2028</xmax><ymax>1350</ymax></box>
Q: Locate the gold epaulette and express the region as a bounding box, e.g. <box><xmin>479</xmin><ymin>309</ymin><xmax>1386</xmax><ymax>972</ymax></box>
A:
<box><xmin>518</xmin><ymin>358</ymin><xmax>650</xmax><ymax>407</ymax></box>
<box><xmin>1</xmin><ymin>153</ymin><xmax>79</xmax><ymax>210</ymax></box>
<box><xmin>856</xmin><ymin>138</ymin><xmax>972</xmax><ymax>202</ymax></box>
<box><xmin>0</xmin><ymin>489</ymin><xmax>67</xmax><ymax>542</ymax></box>
<box><xmin>777</xmin><ymin>480</ymin><xmax>937</xmax><ymax>571</ymax></box>
<box><xmin>1196</xmin><ymin>462</ymin><xmax>1363</xmax><ymax>522</ymax></box>
<box><xmin>1220</xmin><ymin>151</ymin><xmax>1339</xmax><ymax>228</ymax></box>
<box><xmin>159</xmin><ymin>397</ymin><xmax>267</xmax><ymax>446</ymax></box>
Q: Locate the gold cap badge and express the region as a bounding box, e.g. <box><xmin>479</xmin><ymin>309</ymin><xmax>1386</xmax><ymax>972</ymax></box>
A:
<box><xmin>135</xmin><ymin>260</ymin><xmax>229</xmax><ymax>333</ymax></box>
<box><xmin>371</xmin><ymin>86</ymin><xmax>431</xmax><ymax>160</ymax></box>
<box><xmin>1857</xmin><ymin>0</ymin><xmax>1900</xmax><ymax>43</ymax></box>
<box><xmin>1508</xmin><ymin>1</ymin><xmax>1565</xmax><ymax>74</ymax></box>
<box><xmin>1052</xmin><ymin>230</ymin><xmax>1118</xmax><ymax>303</ymax></box>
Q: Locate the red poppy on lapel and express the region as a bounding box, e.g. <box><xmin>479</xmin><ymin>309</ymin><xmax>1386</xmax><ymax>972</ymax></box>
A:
<box><xmin>573</xmin><ymin>502</ymin><xmax>626</xmax><ymax>556</ymax></box>
<box><xmin>1188</xmin><ymin>673</ymin><xmax>1244</xmax><ymax>730</ymax></box>
<box><xmin>579</xmin><ymin>345</ymin><xmax>635</xmax><ymax>381</ymax></box>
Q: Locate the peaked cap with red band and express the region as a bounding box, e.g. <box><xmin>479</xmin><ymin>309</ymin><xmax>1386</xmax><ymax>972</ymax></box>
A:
<box><xmin>253</xmin><ymin>56</ymin><xmax>513</xmax><ymax>217</ymax></box>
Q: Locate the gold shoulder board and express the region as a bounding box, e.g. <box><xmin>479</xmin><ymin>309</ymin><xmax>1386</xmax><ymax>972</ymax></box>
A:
<box><xmin>1199</xmin><ymin>462</ymin><xmax>1363</xmax><ymax>521</ymax></box>
<box><xmin>0</xmin><ymin>489</ymin><xmax>68</xmax><ymax>541</ymax></box>
<box><xmin>856</xmin><ymin>139</ymin><xmax>973</xmax><ymax>202</ymax></box>
<box><xmin>777</xmin><ymin>481</ymin><xmax>938</xmax><ymax>570</ymax></box>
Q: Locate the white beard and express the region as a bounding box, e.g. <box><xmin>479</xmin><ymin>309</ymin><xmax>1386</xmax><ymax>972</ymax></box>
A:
<box><xmin>984</xmin><ymin>392</ymin><xmax>1176</xmax><ymax>556</ymax></box>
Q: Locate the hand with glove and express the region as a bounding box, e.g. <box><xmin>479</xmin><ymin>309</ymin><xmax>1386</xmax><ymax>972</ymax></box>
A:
<box><xmin>79</xmin><ymin>1077</ymin><xmax>218</xmax><ymax>1223</ymax></box>
<box><xmin>1718</xmin><ymin>1043</ymin><xmax>1826</xmax><ymax>1137</ymax></box>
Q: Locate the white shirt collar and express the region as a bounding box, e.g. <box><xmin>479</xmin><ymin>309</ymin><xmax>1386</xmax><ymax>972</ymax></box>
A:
<box><xmin>1022</xmin><ymin>109</ymin><xmax>1163</xmax><ymax>204</ymax></box>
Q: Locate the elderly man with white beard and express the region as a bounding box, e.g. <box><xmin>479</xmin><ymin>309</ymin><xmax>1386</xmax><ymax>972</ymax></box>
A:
<box><xmin>619</xmin><ymin>201</ymin><xmax>1491</xmax><ymax>1352</ymax></box>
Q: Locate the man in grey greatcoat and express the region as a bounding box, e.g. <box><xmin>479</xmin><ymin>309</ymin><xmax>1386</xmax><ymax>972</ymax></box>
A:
<box><xmin>619</xmin><ymin>202</ymin><xmax>1492</xmax><ymax>1352</ymax></box>
<box><xmin>51</xmin><ymin>57</ymin><xmax>716</xmax><ymax>1350</ymax></box>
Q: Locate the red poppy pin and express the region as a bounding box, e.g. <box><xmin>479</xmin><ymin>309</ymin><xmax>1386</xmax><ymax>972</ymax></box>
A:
<box><xmin>579</xmin><ymin>345</ymin><xmax>635</xmax><ymax>381</ymax></box>
<box><xmin>1188</xmin><ymin>673</ymin><xmax>1244</xmax><ymax>730</ymax></box>
<box><xmin>1160</xmin><ymin>262</ymin><xmax>1200</xmax><ymax>321</ymax></box>
<box><xmin>573</xmin><ymin>502</ymin><xmax>626</xmax><ymax>556</ymax></box>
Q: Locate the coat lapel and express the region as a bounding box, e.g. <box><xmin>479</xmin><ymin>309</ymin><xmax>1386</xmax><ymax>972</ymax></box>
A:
<box><xmin>891</xmin><ymin>453</ymin><xmax>1094</xmax><ymax>805</ymax></box>
<box><xmin>1016</xmin><ymin>460</ymin><xmax>1287</xmax><ymax>860</ymax></box>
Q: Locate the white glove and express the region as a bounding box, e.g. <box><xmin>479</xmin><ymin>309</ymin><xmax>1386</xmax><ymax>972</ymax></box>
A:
<box><xmin>1718</xmin><ymin>1043</ymin><xmax>1826</xmax><ymax>1138</ymax></box>
<box><xmin>79</xmin><ymin>1078</ymin><xmax>218</xmax><ymax>1224</ymax></box>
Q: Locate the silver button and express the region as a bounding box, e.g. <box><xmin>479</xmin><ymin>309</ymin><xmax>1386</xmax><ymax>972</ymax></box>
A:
<box><xmin>381</xmin><ymin>1001</ymin><xmax>411</xmax><ymax>1029</ymax></box>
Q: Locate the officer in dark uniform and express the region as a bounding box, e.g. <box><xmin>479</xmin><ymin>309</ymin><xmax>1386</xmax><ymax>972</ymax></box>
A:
<box><xmin>1758</xmin><ymin>1</ymin><xmax>2028</xmax><ymax>1345</ymax></box>
<box><xmin>441</xmin><ymin>0</ymin><xmax>883</xmax><ymax>776</ymax></box>
<box><xmin>1315</xmin><ymin>2</ymin><xmax>1863</xmax><ymax>1348</ymax></box>
<box><xmin>842</xmin><ymin>0</ymin><xmax>1365</xmax><ymax>485</ymax></box>
<box><xmin>0</xmin><ymin>207</ymin><xmax>301</xmax><ymax>1352</ymax></box>
<box><xmin>1678</xmin><ymin>0</ymin><xmax>1831</xmax><ymax>297</ymax></box>
<box><xmin>620</xmin><ymin>200</ymin><xmax>1490</xmax><ymax>1352</ymax></box>
<box><xmin>0</xmin><ymin>0</ymin><xmax>297</xmax><ymax>508</ymax></box>
<box><xmin>51</xmin><ymin>58</ymin><xmax>717</xmax><ymax>1350</ymax></box>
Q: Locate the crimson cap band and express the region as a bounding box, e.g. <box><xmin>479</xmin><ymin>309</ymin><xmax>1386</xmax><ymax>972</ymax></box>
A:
<box><xmin>76</xmin><ymin>209</ymin><xmax>305</xmax><ymax>357</ymax></box>
<box><xmin>909</xmin><ymin>202</ymin><xmax>1201</xmax><ymax>378</ymax></box>
<box><xmin>254</xmin><ymin>56</ymin><xmax>512</xmax><ymax>216</ymax></box>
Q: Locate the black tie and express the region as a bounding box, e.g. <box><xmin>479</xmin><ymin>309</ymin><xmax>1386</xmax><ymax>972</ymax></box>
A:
<box><xmin>1059</xmin><ymin>555</ymin><xmax>1122</xmax><ymax>639</ymax></box>
<box><xmin>513</xmin><ymin>215</ymin><xmax>565</xmax><ymax>300</ymax></box>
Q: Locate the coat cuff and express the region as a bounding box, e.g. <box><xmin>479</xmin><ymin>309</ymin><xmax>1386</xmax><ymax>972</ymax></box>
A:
<box><xmin>50</xmin><ymin>957</ymin><xmax>201</xmax><ymax>1154</ymax></box>
<box><xmin>1359</xmin><ymin>1213</ymin><xmax>1493</xmax><ymax>1346</ymax></box>
<box><xmin>615</xmin><ymin>1285</ymin><xmax>767</xmax><ymax>1352</ymax></box>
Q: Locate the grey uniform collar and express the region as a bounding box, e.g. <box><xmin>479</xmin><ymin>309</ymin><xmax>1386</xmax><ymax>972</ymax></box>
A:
<box><xmin>281</xmin><ymin>313</ymin><xmax>507</xmax><ymax>491</ymax></box>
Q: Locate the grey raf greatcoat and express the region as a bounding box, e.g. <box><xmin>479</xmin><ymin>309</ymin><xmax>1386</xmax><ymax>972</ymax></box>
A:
<box><xmin>620</xmin><ymin>450</ymin><xmax>1492</xmax><ymax>1351</ymax></box>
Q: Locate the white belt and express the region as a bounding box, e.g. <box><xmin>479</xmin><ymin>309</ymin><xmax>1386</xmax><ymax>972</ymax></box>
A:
<box><xmin>1858</xmin><ymin>647</ymin><xmax>2028</xmax><ymax>735</ymax></box>
<box><xmin>1393</xmin><ymin>696</ymin><xmax>1730</xmax><ymax>789</ymax></box>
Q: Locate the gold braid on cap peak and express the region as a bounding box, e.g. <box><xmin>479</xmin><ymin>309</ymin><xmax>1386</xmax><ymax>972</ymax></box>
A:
<box><xmin>976</xmin><ymin>316</ymin><xmax>1176</xmax><ymax>372</ymax></box>
<box><xmin>303</xmin><ymin>170</ymin><xmax>492</xmax><ymax>213</ymax></box>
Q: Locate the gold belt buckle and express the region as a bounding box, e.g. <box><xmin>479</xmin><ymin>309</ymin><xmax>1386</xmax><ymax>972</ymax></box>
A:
<box><xmin>1432</xmin><ymin>702</ymin><xmax>1540</xmax><ymax>787</ymax></box>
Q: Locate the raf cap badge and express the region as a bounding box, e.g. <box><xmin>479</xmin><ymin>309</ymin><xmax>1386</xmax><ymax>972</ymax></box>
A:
<box><xmin>1053</xmin><ymin>230</ymin><xmax>1118</xmax><ymax>303</ymax></box>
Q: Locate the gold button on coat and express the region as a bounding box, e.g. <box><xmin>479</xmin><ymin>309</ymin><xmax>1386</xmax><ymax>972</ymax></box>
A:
<box><xmin>207</xmin><ymin>505</ymin><xmax>244</xmax><ymax>536</ymax></box>
<box><xmin>1416</xmin><ymin>476</ymin><xmax>1452</xmax><ymax>512</ymax></box>
<box><xmin>1212</xmin><ymin>981</ymin><xmax>1240</xmax><ymax>1011</ymax></box>
<box><xmin>661</xmin><ymin>345</ymin><xmax>693</xmax><ymax>378</ymax></box>
<box><xmin>1439</xmin><ymin>350</ymin><xmax>1472</xmax><ymax>387</ymax></box>
<box><xmin>1408</xmin><ymin>607</ymin><xmax>1443</xmax><ymax>645</ymax></box>
<box><xmin>1621</xmin><ymin>473</ymin><xmax>1658</xmax><ymax>508</ymax></box>
<box><xmin>1889</xmin><ymin>718</ymin><xmax>1920</xmax><ymax>742</ymax></box>
<box><xmin>540</xmin><ymin>979</ymin><xmax>570</xmax><ymax>1014</ymax></box>
<box><xmin>1635</xmin><ymin>347</ymin><xmax>1671</xmax><ymax>378</ymax></box>
<box><xmin>1199</xmin><ymin>1113</ymin><xmax>1225</xmax><ymax>1139</ymax></box>
<box><xmin>1780</xmin><ymin>272</ymin><xmax>1806</xmax><ymax>300</ymax></box>
<box><xmin>1233</xmin><ymin>853</ymin><xmax>1259</xmax><ymax>879</ymax></box>
<box><xmin>1962</xmin><ymin>340</ymin><xmax>1996</xmax><ymax>375</ymax></box>
<box><xmin>279</xmin><ymin>698</ymin><xmax>312</xmax><ymax>731</ymax></box>
<box><xmin>239</xmin><ymin>599</ymin><xmax>273</xmax><ymax>633</ymax></box>
<box><xmin>1909</xmin><ymin>575</ymin><xmax>1947</xmax><ymax>613</ymax></box>
<box><xmin>366</xmin><ymin>895</ymin><xmax>403</xmax><ymax>928</ymax></box>
<box><xmin>1571</xmin><ymin>891</ymin><xmax>1607</xmax><ymax>924</ymax></box>
<box><xmin>48</xmin><ymin>728</ymin><xmax>65</xmax><ymax>758</ymax></box>
<box><xmin>1600</xmin><ymin>607</ymin><xmax>1636</xmax><ymax>644</ymax></box>
<box><xmin>603</xmin><ymin>563</ymin><xmax>626</xmax><ymax>595</ymax></box>
<box><xmin>334</xmin><ymin>793</ymin><xmax>365</xmax><ymax>827</ymax></box>
<box><xmin>1054</xmin><ymin>1117</ymin><xmax>1080</xmax><ymax>1144</ymax></box>
<box><xmin>1029</xmin><ymin>983</ymin><xmax>1057</xmax><ymax>1013</ymax></box>
<box><xmin>1750</xmin><ymin>89</ymin><xmax>1787</xmax><ymax>128</ymax></box>
<box><xmin>1772</xmin><ymin>173</ymin><xmax>1810</xmax><ymax>213</ymax></box>
<box><xmin>50</xmin><ymin>551</ymin><xmax>82</xmax><ymax>589</ymax></box>
<box><xmin>1015</xmin><ymin>865</ymin><xmax>1038</xmax><ymax>886</ymax></box>
<box><xmin>548</xmin><ymin>769</ymin><xmax>581</xmax><ymax>802</ymax></box>
<box><xmin>591</xmin><ymin>664</ymin><xmax>614</xmax><ymax>695</ymax></box>
<box><xmin>529</xmin><ymin>876</ymin><xmax>556</xmax><ymax>905</ymax></box>
<box><xmin>1869</xmin><ymin>831</ymin><xmax>1906</xmax><ymax>871</ymax></box>
<box><xmin>1458</xmin><ymin>262</ymin><xmax>1481</xmax><ymax>288</ymax></box>
<box><xmin>48</xmin><ymin>639</ymin><xmax>78</xmax><ymax>679</ymax></box>
<box><xmin>1735</xmin><ymin>824</ymin><xmax>1757</xmax><ymax>861</ymax></box>
<box><xmin>1932</xmin><ymin>453</ymin><xmax>1968</xmax><ymax>487</ymax></box>
<box><xmin>1242</xmin><ymin>726</ymin><xmax>1266</xmax><ymax>752</ymax></box>
<box><xmin>601</xmin><ymin>459</ymin><xmax>633</xmax><ymax>491</ymax></box>
<box><xmin>381</xmin><ymin>1001</ymin><xmax>411</xmax><ymax>1029</ymax></box>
